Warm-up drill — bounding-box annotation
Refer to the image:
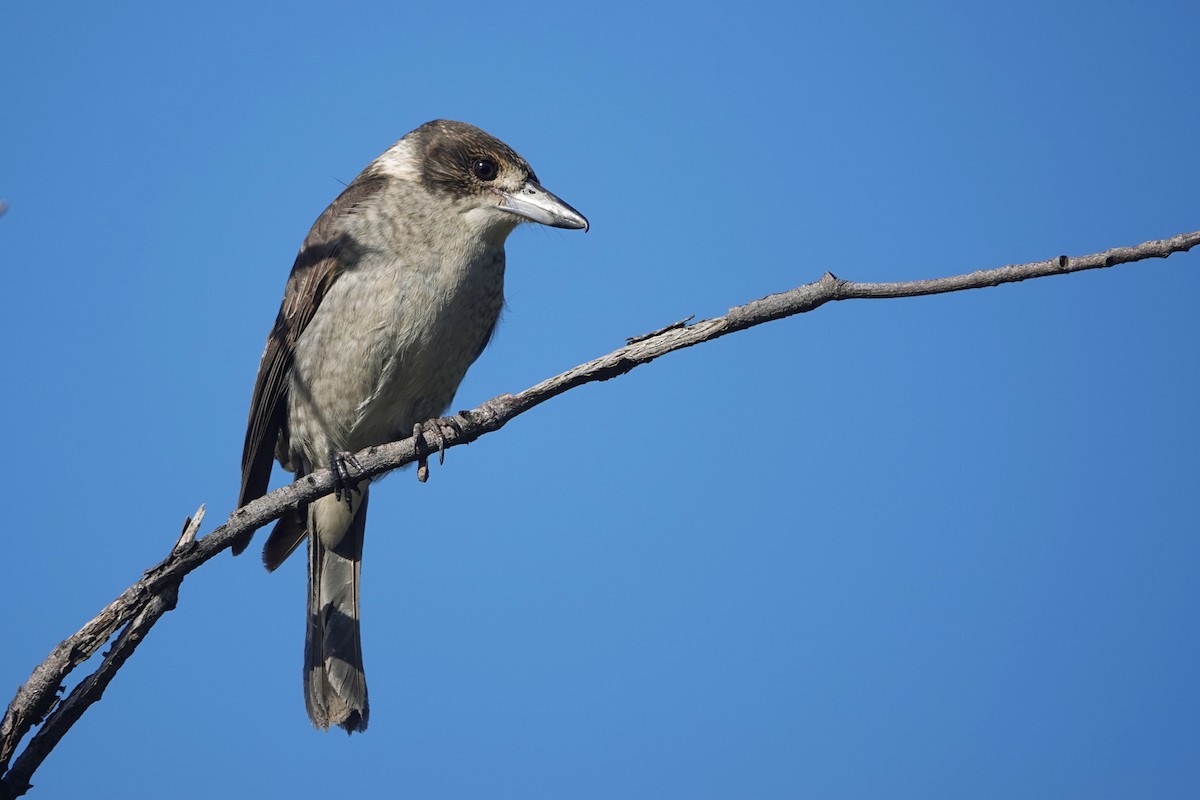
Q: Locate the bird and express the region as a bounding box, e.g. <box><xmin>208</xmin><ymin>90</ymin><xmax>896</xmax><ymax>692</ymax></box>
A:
<box><xmin>234</xmin><ymin>119</ymin><xmax>588</xmax><ymax>733</ymax></box>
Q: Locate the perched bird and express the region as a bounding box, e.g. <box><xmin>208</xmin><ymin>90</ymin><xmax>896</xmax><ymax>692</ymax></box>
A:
<box><xmin>235</xmin><ymin>120</ymin><xmax>588</xmax><ymax>733</ymax></box>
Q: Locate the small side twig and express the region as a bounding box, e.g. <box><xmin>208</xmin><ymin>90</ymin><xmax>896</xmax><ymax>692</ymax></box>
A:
<box><xmin>627</xmin><ymin>315</ymin><xmax>695</xmax><ymax>344</ymax></box>
<box><xmin>0</xmin><ymin>506</ymin><xmax>201</xmax><ymax>799</ymax></box>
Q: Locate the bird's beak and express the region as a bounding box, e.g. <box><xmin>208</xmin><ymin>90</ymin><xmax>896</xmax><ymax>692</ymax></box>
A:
<box><xmin>497</xmin><ymin>181</ymin><xmax>589</xmax><ymax>232</ymax></box>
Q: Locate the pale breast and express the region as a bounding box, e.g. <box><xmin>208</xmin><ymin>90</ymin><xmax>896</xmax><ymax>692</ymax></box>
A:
<box><xmin>287</xmin><ymin>241</ymin><xmax>505</xmax><ymax>464</ymax></box>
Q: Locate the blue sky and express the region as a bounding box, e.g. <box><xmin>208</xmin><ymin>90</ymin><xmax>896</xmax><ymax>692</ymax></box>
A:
<box><xmin>3</xmin><ymin>2</ymin><xmax>1198</xmax><ymax>798</ymax></box>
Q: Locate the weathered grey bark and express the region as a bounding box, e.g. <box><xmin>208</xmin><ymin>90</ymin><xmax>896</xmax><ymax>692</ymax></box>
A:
<box><xmin>1</xmin><ymin>229</ymin><xmax>1196</xmax><ymax>798</ymax></box>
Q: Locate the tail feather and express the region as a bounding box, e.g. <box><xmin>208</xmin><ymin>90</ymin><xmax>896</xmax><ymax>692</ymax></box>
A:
<box><xmin>303</xmin><ymin>487</ymin><xmax>369</xmax><ymax>733</ymax></box>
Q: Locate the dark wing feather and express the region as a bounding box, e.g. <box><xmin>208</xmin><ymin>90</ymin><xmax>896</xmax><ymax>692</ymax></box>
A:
<box><xmin>233</xmin><ymin>174</ymin><xmax>390</xmax><ymax>554</ymax></box>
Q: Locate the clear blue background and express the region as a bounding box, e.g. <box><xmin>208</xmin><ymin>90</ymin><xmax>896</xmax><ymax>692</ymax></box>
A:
<box><xmin>3</xmin><ymin>2</ymin><xmax>1198</xmax><ymax>798</ymax></box>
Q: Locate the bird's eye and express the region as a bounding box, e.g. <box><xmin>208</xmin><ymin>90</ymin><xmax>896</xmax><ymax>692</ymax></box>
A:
<box><xmin>471</xmin><ymin>157</ymin><xmax>499</xmax><ymax>182</ymax></box>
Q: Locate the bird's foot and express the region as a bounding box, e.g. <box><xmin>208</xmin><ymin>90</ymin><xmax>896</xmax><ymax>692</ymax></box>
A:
<box><xmin>412</xmin><ymin>412</ymin><xmax>474</xmax><ymax>483</ymax></box>
<box><xmin>328</xmin><ymin>449</ymin><xmax>362</xmax><ymax>510</ymax></box>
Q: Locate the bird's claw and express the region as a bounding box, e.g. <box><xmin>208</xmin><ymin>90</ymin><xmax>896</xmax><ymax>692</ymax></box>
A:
<box><xmin>412</xmin><ymin>412</ymin><xmax>473</xmax><ymax>483</ymax></box>
<box><xmin>329</xmin><ymin>449</ymin><xmax>362</xmax><ymax>509</ymax></box>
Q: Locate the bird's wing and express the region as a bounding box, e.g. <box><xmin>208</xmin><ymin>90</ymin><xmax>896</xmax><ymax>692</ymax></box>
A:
<box><xmin>237</xmin><ymin>174</ymin><xmax>391</xmax><ymax>518</ymax></box>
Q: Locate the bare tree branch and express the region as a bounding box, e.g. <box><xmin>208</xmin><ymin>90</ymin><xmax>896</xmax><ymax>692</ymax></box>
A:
<box><xmin>1</xmin><ymin>230</ymin><xmax>1196</xmax><ymax>798</ymax></box>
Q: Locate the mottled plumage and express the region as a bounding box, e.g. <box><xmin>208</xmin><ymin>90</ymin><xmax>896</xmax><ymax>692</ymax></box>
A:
<box><xmin>236</xmin><ymin>120</ymin><xmax>587</xmax><ymax>732</ymax></box>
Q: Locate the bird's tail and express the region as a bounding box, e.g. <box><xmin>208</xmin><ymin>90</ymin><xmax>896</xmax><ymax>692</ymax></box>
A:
<box><xmin>301</xmin><ymin>486</ymin><xmax>370</xmax><ymax>733</ymax></box>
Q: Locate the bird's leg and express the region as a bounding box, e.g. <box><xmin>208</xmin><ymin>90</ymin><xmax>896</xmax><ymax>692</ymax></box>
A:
<box><xmin>328</xmin><ymin>448</ymin><xmax>363</xmax><ymax>510</ymax></box>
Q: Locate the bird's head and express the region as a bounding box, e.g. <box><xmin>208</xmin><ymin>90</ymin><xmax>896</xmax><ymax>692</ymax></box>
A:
<box><xmin>402</xmin><ymin>119</ymin><xmax>588</xmax><ymax>240</ymax></box>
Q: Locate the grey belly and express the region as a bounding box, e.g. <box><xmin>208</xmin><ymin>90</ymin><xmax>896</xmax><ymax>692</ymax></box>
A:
<box><xmin>287</xmin><ymin>258</ymin><xmax>502</xmax><ymax>465</ymax></box>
